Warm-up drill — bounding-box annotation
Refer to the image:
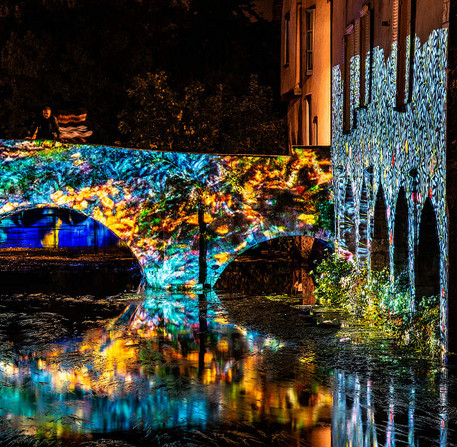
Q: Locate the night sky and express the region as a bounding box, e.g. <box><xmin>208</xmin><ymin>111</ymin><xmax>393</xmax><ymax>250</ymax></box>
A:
<box><xmin>0</xmin><ymin>0</ymin><xmax>286</xmax><ymax>153</ymax></box>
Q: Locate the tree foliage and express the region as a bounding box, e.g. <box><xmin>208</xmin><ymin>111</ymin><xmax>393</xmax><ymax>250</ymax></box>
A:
<box><xmin>119</xmin><ymin>72</ymin><xmax>287</xmax><ymax>154</ymax></box>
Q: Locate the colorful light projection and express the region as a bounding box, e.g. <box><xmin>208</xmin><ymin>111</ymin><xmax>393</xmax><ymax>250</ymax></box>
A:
<box><xmin>332</xmin><ymin>29</ymin><xmax>448</xmax><ymax>345</ymax></box>
<box><xmin>0</xmin><ymin>140</ymin><xmax>332</xmax><ymax>288</ymax></box>
<box><xmin>0</xmin><ymin>292</ymin><xmax>332</xmax><ymax>439</ymax></box>
<box><xmin>0</xmin><ymin>207</ymin><xmax>120</xmax><ymax>248</ymax></box>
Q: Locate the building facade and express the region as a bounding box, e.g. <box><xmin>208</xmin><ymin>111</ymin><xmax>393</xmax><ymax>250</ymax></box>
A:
<box><xmin>332</xmin><ymin>0</ymin><xmax>450</xmax><ymax>350</ymax></box>
<box><xmin>280</xmin><ymin>0</ymin><xmax>331</xmax><ymax>148</ymax></box>
<box><xmin>282</xmin><ymin>0</ymin><xmax>457</xmax><ymax>352</ymax></box>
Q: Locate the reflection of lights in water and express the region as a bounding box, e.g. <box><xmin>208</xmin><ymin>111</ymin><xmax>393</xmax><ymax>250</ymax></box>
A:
<box><xmin>440</xmin><ymin>367</ymin><xmax>448</xmax><ymax>447</ymax></box>
<box><xmin>409</xmin><ymin>386</ymin><xmax>415</xmax><ymax>446</ymax></box>
<box><xmin>331</xmin><ymin>370</ymin><xmax>453</xmax><ymax>447</ymax></box>
<box><xmin>0</xmin><ymin>293</ymin><xmax>332</xmax><ymax>440</ymax></box>
<box><xmin>2</xmin><ymin>296</ymin><xmax>452</xmax><ymax>445</ymax></box>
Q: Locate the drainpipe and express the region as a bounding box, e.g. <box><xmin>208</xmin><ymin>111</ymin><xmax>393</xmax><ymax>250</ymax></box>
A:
<box><xmin>333</xmin><ymin>165</ymin><xmax>344</xmax><ymax>253</ymax></box>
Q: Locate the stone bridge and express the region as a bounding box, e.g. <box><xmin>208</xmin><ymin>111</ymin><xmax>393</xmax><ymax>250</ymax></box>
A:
<box><xmin>0</xmin><ymin>140</ymin><xmax>332</xmax><ymax>289</ymax></box>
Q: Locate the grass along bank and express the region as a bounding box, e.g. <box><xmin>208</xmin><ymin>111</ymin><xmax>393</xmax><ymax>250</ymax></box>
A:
<box><xmin>311</xmin><ymin>254</ymin><xmax>440</xmax><ymax>357</ymax></box>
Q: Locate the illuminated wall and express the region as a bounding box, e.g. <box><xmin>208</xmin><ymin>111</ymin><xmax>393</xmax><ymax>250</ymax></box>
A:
<box><xmin>280</xmin><ymin>0</ymin><xmax>331</xmax><ymax>147</ymax></box>
<box><xmin>0</xmin><ymin>140</ymin><xmax>332</xmax><ymax>289</ymax></box>
<box><xmin>0</xmin><ymin>207</ymin><xmax>120</xmax><ymax>248</ymax></box>
<box><xmin>332</xmin><ymin>29</ymin><xmax>448</xmax><ymax>344</ymax></box>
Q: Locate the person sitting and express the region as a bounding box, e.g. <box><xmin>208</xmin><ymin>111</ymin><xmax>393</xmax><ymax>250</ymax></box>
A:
<box><xmin>28</xmin><ymin>106</ymin><xmax>61</xmax><ymax>140</ymax></box>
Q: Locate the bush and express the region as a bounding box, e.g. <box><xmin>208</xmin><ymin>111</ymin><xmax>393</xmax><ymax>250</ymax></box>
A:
<box><xmin>312</xmin><ymin>254</ymin><xmax>353</xmax><ymax>308</ymax></box>
<box><xmin>313</xmin><ymin>254</ymin><xmax>441</xmax><ymax>356</ymax></box>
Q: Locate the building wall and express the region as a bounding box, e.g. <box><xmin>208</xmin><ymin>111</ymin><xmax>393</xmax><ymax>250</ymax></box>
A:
<box><xmin>281</xmin><ymin>0</ymin><xmax>331</xmax><ymax>148</ymax></box>
<box><xmin>331</xmin><ymin>0</ymin><xmax>449</xmax><ymax>349</ymax></box>
<box><xmin>446</xmin><ymin>0</ymin><xmax>457</xmax><ymax>354</ymax></box>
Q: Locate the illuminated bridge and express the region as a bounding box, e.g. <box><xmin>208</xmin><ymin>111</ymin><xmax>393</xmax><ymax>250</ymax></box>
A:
<box><xmin>0</xmin><ymin>140</ymin><xmax>332</xmax><ymax>289</ymax></box>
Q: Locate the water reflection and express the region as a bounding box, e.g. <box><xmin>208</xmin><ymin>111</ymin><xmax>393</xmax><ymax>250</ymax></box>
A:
<box><xmin>0</xmin><ymin>292</ymin><xmax>331</xmax><ymax>443</ymax></box>
<box><xmin>0</xmin><ymin>291</ymin><xmax>454</xmax><ymax>445</ymax></box>
<box><xmin>331</xmin><ymin>368</ymin><xmax>450</xmax><ymax>446</ymax></box>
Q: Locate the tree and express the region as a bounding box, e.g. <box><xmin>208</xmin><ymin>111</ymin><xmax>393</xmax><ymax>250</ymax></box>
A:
<box><xmin>118</xmin><ymin>72</ymin><xmax>287</xmax><ymax>154</ymax></box>
<box><xmin>0</xmin><ymin>0</ymin><xmax>283</xmax><ymax>150</ymax></box>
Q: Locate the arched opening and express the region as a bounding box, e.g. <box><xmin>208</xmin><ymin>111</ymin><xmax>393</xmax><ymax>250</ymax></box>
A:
<box><xmin>0</xmin><ymin>207</ymin><xmax>142</xmax><ymax>295</ymax></box>
<box><xmin>393</xmin><ymin>188</ymin><xmax>410</xmax><ymax>286</ymax></box>
<box><xmin>3</xmin><ymin>207</ymin><xmax>119</xmax><ymax>248</ymax></box>
<box><xmin>415</xmin><ymin>199</ymin><xmax>440</xmax><ymax>300</ymax></box>
<box><xmin>358</xmin><ymin>180</ymin><xmax>369</xmax><ymax>261</ymax></box>
<box><xmin>341</xmin><ymin>182</ymin><xmax>356</xmax><ymax>255</ymax></box>
<box><xmin>214</xmin><ymin>236</ymin><xmax>332</xmax><ymax>302</ymax></box>
<box><xmin>371</xmin><ymin>186</ymin><xmax>389</xmax><ymax>271</ymax></box>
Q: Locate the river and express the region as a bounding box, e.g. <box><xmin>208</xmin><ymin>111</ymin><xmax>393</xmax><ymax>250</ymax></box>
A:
<box><xmin>0</xmin><ymin>285</ymin><xmax>455</xmax><ymax>446</ymax></box>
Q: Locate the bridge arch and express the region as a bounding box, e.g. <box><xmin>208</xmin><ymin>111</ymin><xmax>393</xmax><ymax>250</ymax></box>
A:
<box><xmin>211</xmin><ymin>233</ymin><xmax>332</xmax><ymax>293</ymax></box>
<box><xmin>0</xmin><ymin>140</ymin><xmax>333</xmax><ymax>289</ymax></box>
<box><xmin>371</xmin><ymin>186</ymin><xmax>389</xmax><ymax>271</ymax></box>
<box><xmin>358</xmin><ymin>179</ymin><xmax>369</xmax><ymax>261</ymax></box>
<box><xmin>0</xmin><ymin>204</ymin><xmax>143</xmax><ymax>272</ymax></box>
<box><xmin>393</xmin><ymin>187</ymin><xmax>409</xmax><ymax>285</ymax></box>
<box><xmin>340</xmin><ymin>180</ymin><xmax>356</xmax><ymax>255</ymax></box>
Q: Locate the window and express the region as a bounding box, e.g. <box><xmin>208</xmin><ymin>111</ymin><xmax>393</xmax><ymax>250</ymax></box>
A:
<box><xmin>359</xmin><ymin>6</ymin><xmax>372</xmax><ymax>107</ymax></box>
<box><xmin>305</xmin><ymin>95</ymin><xmax>312</xmax><ymax>145</ymax></box>
<box><xmin>394</xmin><ymin>0</ymin><xmax>416</xmax><ymax>109</ymax></box>
<box><xmin>343</xmin><ymin>27</ymin><xmax>354</xmax><ymax>133</ymax></box>
<box><xmin>305</xmin><ymin>8</ymin><xmax>315</xmax><ymax>75</ymax></box>
<box><xmin>296</xmin><ymin>4</ymin><xmax>303</xmax><ymax>86</ymax></box>
<box><xmin>313</xmin><ymin>116</ymin><xmax>318</xmax><ymax>146</ymax></box>
<box><xmin>283</xmin><ymin>11</ymin><xmax>291</xmax><ymax>66</ymax></box>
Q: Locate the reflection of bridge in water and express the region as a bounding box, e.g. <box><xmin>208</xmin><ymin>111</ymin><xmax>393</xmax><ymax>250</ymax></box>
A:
<box><xmin>0</xmin><ymin>140</ymin><xmax>332</xmax><ymax>289</ymax></box>
<box><xmin>0</xmin><ymin>292</ymin><xmax>450</xmax><ymax>444</ymax></box>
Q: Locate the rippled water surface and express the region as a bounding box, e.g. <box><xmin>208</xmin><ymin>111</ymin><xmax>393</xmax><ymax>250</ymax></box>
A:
<box><xmin>0</xmin><ymin>288</ymin><xmax>456</xmax><ymax>446</ymax></box>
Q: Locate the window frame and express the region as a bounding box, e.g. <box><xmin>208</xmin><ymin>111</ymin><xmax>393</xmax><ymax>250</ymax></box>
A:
<box><xmin>296</xmin><ymin>3</ymin><xmax>303</xmax><ymax>86</ymax></box>
<box><xmin>359</xmin><ymin>5</ymin><xmax>373</xmax><ymax>107</ymax></box>
<box><xmin>283</xmin><ymin>11</ymin><xmax>291</xmax><ymax>67</ymax></box>
<box><xmin>305</xmin><ymin>7</ymin><xmax>315</xmax><ymax>76</ymax></box>
<box><xmin>395</xmin><ymin>0</ymin><xmax>416</xmax><ymax>110</ymax></box>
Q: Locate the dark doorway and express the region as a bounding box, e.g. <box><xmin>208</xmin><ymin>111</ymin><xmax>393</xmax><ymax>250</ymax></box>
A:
<box><xmin>415</xmin><ymin>198</ymin><xmax>440</xmax><ymax>300</ymax></box>
<box><xmin>358</xmin><ymin>180</ymin><xmax>369</xmax><ymax>261</ymax></box>
<box><xmin>372</xmin><ymin>186</ymin><xmax>389</xmax><ymax>271</ymax></box>
<box><xmin>394</xmin><ymin>188</ymin><xmax>410</xmax><ymax>286</ymax></box>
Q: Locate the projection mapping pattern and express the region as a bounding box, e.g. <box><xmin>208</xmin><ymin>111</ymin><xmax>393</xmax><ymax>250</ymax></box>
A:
<box><xmin>332</xmin><ymin>29</ymin><xmax>448</xmax><ymax>345</ymax></box>
<box><xmin>0</xmin><ymin>140</ymin><xmax>332</xmax><ymax>288</ymax></box>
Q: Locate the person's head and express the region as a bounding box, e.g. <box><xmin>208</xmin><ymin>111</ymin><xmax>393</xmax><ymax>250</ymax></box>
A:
<box><xmin>42</xmin><ymin>107</ymin><xmax>51</xmax><ymax>119</ymax></box>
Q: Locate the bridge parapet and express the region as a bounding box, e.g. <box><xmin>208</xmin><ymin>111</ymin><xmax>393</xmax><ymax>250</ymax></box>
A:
<box><xmin>0</xmin><ymin>140</ymin><xmax>333</xmax><ymax>288</ymax></box>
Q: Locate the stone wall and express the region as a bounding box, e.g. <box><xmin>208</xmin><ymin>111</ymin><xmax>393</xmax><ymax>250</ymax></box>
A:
<box><xmin>332</xmin><ymin>29</ymin><xmax>448</xmax><ymax>348</ymax></box>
